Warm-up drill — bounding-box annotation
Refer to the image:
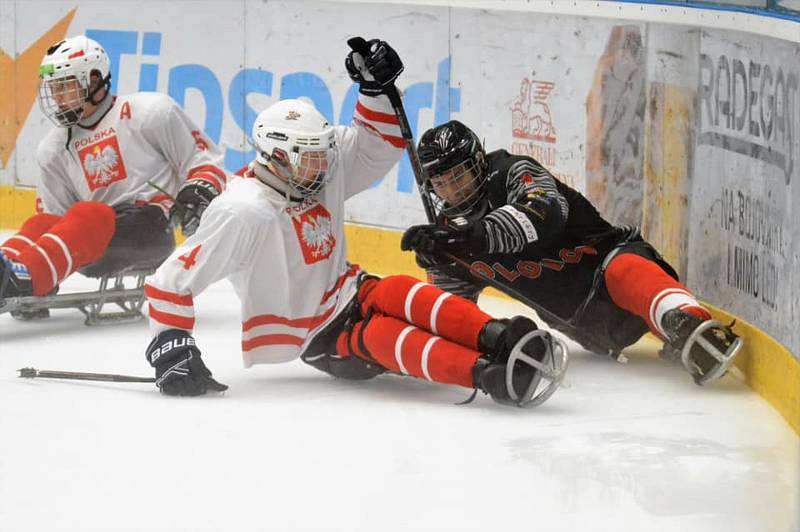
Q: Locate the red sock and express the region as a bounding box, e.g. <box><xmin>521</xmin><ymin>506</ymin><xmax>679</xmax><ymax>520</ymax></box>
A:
<box><xmin>16</xmin><ymin>202</ymin><xmax>116</xmax><ymax>295</ymax></box>
<box><xmin>336</xmin><ymin>315</ymin><xmax>481</xmax><ymax>388</ymax></box>
<box><xmin>0</xmin><ymin>213</ymin><xmax>62</xmax><ymax>260</ymax></box>
<box><xmin>358</xmin><ymin>274</ymin><xmax>492</xmax><ymax>350</ymax></box>
<box><xmin>604</xmin><ymin>253</ymin><xmax>711</xmax><ymax>339</ymax></box>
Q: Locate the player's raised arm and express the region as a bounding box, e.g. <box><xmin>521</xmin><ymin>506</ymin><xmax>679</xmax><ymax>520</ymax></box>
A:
<box><xmin>338</xmin><ymin>38</ymin><xmax>405</xmax><ymax>199</ymax></box>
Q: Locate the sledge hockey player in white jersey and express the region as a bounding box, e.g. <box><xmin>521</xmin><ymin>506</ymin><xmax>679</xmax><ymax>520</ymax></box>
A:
<box><xmin>0</xmin><ymin>35</ymin><xmax>226</xmax><ymax>323</ymax></box>
<box><xmin>143</xmin><ymin>38</ymin><xmax>568</xmax><ymax>408</ymax></box>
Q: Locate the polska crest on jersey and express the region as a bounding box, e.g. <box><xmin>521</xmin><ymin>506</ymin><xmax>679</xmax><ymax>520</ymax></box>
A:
<box><xmin>290</xmin><ymin>203</ymin><xmax>336</xmax><ymax>264</ymax></box>
<box><xmin>78</xmin><ymin>130</ymin><xmax>128</xmax><ymax>191</ymax></box>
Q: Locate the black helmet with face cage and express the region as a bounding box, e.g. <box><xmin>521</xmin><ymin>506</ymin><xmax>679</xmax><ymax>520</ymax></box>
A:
<box><xmin>417</xmin><ymin>120</ymin><xmax>487</xmax><ymax>217</ymax></box>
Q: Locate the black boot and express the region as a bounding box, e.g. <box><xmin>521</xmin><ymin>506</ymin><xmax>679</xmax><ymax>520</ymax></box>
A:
<box><xmin>0</xmin><ymin>254</ymin><xmax>33</xmax><ymax>299</ymax></box>
<box><xmin>0</xmin><ymin>254</ymin><xmax>51</xmax><ymax>319</ymax></box>
<box><xmin>473</xmin><ymin>316</ymin><xmax>550</xmax><ymax>406</ymax></box>
<box><xmin>477</xmin><ymin>316</ymin><xmax>547</xmax><ymax>363</ymax></box>
<box><xmin>660</xmin><ymin>308</ymin><xmax>741</xmax><ymax>384</ymax></box>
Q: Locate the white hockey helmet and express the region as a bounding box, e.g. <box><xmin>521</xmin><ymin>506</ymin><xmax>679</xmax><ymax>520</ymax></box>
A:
<box><xmin>252</xmin><ymin>99</ymin><xmax>338</xmax><ymax>198</ymax></box>
<box><xmin>38</xmin><ymin>35</ymin><xmax>111</xmax><ymax>127</ymax></box>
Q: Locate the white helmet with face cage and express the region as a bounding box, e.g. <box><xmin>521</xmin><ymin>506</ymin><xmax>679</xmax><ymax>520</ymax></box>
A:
<box><xmin>38</xmin><ymin>35</ymin><xmax>111</xmax><ymax>127</ymax></box>
<box><xmin>251</xmin><ymin>99</ymin><xmax>338</xmax><ymax>198</ymax></box>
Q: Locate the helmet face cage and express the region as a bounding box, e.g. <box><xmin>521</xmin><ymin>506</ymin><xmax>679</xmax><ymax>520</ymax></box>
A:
<box><xmin>426</xmin><ymin>152</ymin><xmax>486</xmax><ymax>218</ymax></box>
<box><xmin>38</xmin><ymin>72</ymin><xmax>90</xmax><ymax>127</ymax></box>
<box><xmin>418</xmin><ymin>121</ymin><xmax>488</xmax><ymax>218</ymax></box>
<box><xmin>265</xmin><ymin>141</ymin><xmax>338</xmax><ymax>198</ymax></box>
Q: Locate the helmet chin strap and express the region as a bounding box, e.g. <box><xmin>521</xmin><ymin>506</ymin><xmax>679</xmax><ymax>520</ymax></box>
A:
<box><xmin>251</xmin><ymin>161</ymin><xmax>304</xmax><ymax>203</ymax></box>
<box><xmin>466</xmin><ymin>197</ymin><xmax>490</xmax><ymax>220</ymax></box>
<box><xmin>442</xmin><ymin>195</ymin><xmax>489</xmax><ymax>222</ymax></box>
<box><xmin>87</xmin><ymin>74</ymin><xmax>111</xmax><ymax>106</ymax></box>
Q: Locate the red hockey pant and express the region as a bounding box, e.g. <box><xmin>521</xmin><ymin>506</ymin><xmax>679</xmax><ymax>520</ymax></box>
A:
<box><xmin>603</xmin><ymin>253</ymin><xmax>711</xmax><ymax>339</ymax></box>
<box><xmin>0</xmin><ymin>202</ymin><xmax>115</xmax><ymax>295</ymax></box>
<box><xmin>335</xmin><ymin>275</ymin><xmax>493</xmax><ymax>388</ymax></box>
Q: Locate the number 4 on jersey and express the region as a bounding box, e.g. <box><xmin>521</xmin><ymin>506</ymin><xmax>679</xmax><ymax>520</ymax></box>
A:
<box><xmin>178</xmin><ymin>245</ymin><xmax>202</xmax><ymax>270</ymax></box>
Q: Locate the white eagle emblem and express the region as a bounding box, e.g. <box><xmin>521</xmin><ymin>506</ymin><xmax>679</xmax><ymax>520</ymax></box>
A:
<box><xmin>301</xmin><ymin>214</ymin><xmax>334</xmax><ymax>258</ymax></box>
<box><xmin>84</xmin><ymin>145</ymin><xmax>119</xmax><ymax>185</ymax></box>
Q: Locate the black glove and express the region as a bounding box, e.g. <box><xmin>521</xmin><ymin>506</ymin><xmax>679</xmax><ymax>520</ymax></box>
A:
<box><xmin>415</xmin><ymin>251</ymin><xmax>450</xmax><ymax>270</ymax></box>
<box><xmin>146</xmin><ymin>329</ymin><xmax>228</xmax><ymax>396</ymax></box>
<box><xmin>401</xmin><ymin>218</ymin><xmax>488</xmax><ymax>256</ymax></box>
<box><xmin>345</xmin><ymin>38</ymin><xmax>403</xmax><ymax>96</ymax></box>
<box><xmin>171</xmin><ymin>180</ymin><xmax>220</xmax><ymax>237</ymax></box>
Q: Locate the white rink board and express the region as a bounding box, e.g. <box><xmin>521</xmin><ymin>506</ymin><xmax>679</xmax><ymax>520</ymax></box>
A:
<box><xmin>449</xmin><ymin>10</ymin><xmax>637</xmax><ymax>196</ymax></box>
<box><xmin>687</xmin><ymin>27</ymin><xmax>800</xmax><ymax>359</ymax></box>
<box><xmin>0</xmin><ymin>1</ymin><xmax>619</xmax><ymax>229</ymax></box>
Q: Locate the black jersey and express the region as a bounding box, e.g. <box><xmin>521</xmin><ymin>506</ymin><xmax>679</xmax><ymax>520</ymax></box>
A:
<box><xmin>482</xmin><ymin>150</ymin><xmax>619</xmax><ymax>253</ymax></box>
<box><xmin>427</xmin><ymin>150</ymin><xmax>665</xmax><ymax>356</ymax></box>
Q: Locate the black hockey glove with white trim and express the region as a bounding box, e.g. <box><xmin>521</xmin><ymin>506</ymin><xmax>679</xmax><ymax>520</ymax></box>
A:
<box><xmin>401</xmin><ymin>218</ymin><xmax>488</xmax><ymax>257</ymax></box>
<box><xmin>345</xmin><ymin>38</ymin><xmax>404</xmax><ymax>96</ymax></box>
<box><xmin>171</xmin><ymin>180</ymin><xmax>220</xmax><ymax>237</ymax></box>
<box><xmin>146</xmin><ymin>329</ymin><xmax>227</xmax><ymax>396</ymax></box>
<box><xmin>414</xmin><ymin>251</ymin><xmax>451</xmax><ymax>270</ymax></box>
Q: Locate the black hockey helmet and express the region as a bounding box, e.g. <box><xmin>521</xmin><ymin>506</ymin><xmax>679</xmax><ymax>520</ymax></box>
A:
<box><xmin>417</xmin><ymin>120</ymin><xmax>487</xmax><ymax>217</ymax></box>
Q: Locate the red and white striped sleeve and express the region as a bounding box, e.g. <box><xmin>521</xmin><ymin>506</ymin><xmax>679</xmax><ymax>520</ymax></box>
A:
<box><xmin>144</xmin><ymin>199</ymin><xmax>261</xmax><ymax>336</ymax></box>
<box><xmin>352</xmin><ymin>93</ymin><xmax>404</xmax><ymax>149</ymax></box>
<box><xmin>340</xmin><ymin>93</ymin><xmax>405</xmax><ymax>199</ymax></box>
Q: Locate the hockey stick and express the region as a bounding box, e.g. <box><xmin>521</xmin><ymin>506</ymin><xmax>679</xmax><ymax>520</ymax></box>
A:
<box><xmin>146</xmin><ymin>180</ymin><xmax>203</xmax><ymax>219</ymax></box>
<box><xmin>18</xmin><ymin>367</ymin><xmax>155</xmax><ymax>383</ymax></box>
<box><xmin>347</xmin><ymin>36</ymin><xmax>437</xmax><ymax>222</ymax></box>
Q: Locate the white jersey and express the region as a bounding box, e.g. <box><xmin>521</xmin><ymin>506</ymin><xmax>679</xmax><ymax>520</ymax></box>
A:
<box><xmin>145</xmin><ymin>93</ymin><xmax>403</xmax><ymax>366</ymax></box>
<box><xmin>36</xmin><ymin>92</ymin><xmax>227</xmax><ymax>215</ymax></box>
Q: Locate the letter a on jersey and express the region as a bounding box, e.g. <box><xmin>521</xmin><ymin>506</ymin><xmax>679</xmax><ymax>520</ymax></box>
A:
<box><xmin>290</xmin><ymin>204</ymin><xmax>336</xmax><ymax>264</ymax></box>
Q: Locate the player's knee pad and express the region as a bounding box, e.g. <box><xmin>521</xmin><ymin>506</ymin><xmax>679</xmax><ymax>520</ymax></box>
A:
<box><xmin>18</xmin><ymin>213</ymin><xmax>62</xmax><ymax>239</ymax></box>
<box><xmin>58</xmin><ymin>202</ymin><xmax>116</xmax><ymax>263</ymax></box>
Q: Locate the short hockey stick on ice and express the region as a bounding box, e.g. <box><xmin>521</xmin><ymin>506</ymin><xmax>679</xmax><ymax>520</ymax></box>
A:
<box><xmin>18</xmin><ymin>367</ymin><xmax>155</xmax><ymax>383</ymax></box>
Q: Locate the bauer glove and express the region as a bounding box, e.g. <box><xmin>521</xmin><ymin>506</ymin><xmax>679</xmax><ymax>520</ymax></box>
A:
<box><xmin>146</xmin><ymin>329</ymin><xmax>227</xmax><ymax>396</ymax></box>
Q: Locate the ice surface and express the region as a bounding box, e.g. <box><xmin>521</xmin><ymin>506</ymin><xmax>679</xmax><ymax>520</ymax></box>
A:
<box><xmin>1</xmin><ymin>270</ymin><xmax>798</xmax><ymax>532</ymax></box>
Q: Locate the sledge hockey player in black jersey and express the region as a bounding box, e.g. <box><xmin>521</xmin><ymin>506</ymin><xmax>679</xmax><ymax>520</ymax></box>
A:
<box><xmin>400</xmin><ymin>120</ymin><xmax>742</xmax><ymax>385</ymax></box>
